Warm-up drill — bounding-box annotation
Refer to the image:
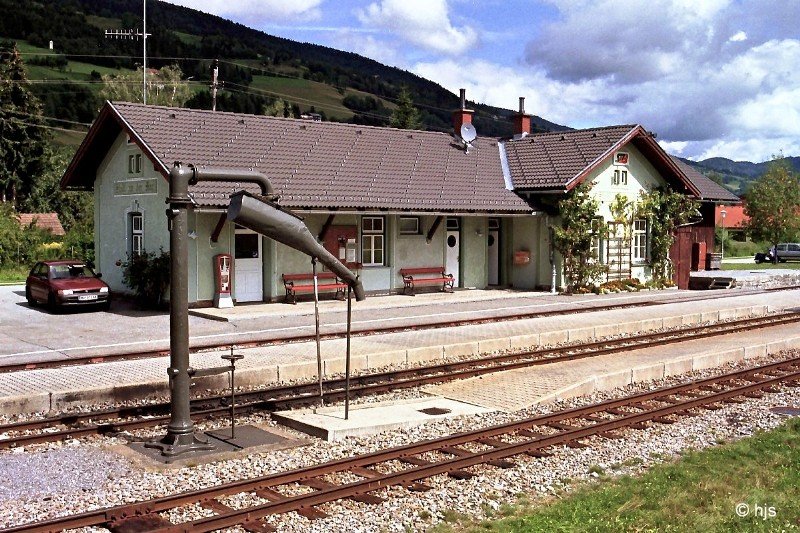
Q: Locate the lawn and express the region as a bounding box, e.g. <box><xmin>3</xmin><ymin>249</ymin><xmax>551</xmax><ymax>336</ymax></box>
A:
<box><xmin>441</xmin><ymin>418</ymin><xmax>800</xmax><ymax>532</ymax></box>
<box><xmin>722</xmin><ymin>261</ymin><xmax>800</xmax><ymax>271</ymax></box>
<box><xmin>0</xmin><ymin>265</ymin><xmax>30</xmax><ymax>284</ymax></box>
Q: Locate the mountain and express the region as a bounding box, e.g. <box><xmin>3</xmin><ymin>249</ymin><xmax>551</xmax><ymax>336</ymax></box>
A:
<box><xmin>678</xmin><ymin>156</ymin><xmax>800</xmax><ymax>195</ymax></box>
<box><xmin>0</xmin><ymin>0</ymin><xmax>567</xmax><ymax>138</ymax></box>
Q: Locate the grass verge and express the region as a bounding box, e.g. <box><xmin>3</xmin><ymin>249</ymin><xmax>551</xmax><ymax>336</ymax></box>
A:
<box><xmin>442</xmin><ymin>418</ymin><xmax>800</xmax><ymax>532</ymax></box>
<box><xmin>722</xmin><ymin>261</ymin><xmax>800</xmax><ymax>270</ymax></box>
<box><xmin>0</xmin><ymin>265</ymin><xmax>29</xmax><ymax>284</ymax></box>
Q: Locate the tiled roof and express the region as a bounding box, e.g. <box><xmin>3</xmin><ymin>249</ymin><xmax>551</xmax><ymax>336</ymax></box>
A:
<box><xmin>103</xmin><ymin>102</ymin><xmax>532</xmax><ymax>213</ymax></box>
<box><xmin>17</xmin><ymin>213</ymin><xmax>65</xmax><ymax>235</ymax></box>
<box><xmin>669</xmin><ymin>157</ymin><xmax>740</xmax><ymax>203</ymax></box>
<box><xmin>503</xmin><ymin>125</ymin><xmax>639</xmax><ymax>190</ymax></box>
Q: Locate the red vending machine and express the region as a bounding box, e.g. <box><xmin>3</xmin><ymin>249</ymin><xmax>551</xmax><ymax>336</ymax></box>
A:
<box><xmin>213</xmin><ymin>253</ymin><xmax>234</xmax><ymax>308</ymax></box>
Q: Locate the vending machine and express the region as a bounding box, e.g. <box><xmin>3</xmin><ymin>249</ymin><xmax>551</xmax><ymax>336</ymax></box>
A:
<box><xmin>213</xmin><ymin>253</ymin><xmax>234</xmax><ymax>308</ymax></box>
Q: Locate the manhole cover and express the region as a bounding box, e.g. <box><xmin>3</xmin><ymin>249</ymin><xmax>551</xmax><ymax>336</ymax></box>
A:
<box><xmin>770</xmin><ymin>406</ymin><xmax>800</xmax><ymax>416</ymax></box>
<box><xmin>418</xmin><ymin>407</ymin><xmax>452</xmax><ymax>416</ymax></box>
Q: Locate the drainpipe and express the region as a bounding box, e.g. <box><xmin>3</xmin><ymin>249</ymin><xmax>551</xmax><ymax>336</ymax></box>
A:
<box><xmin>547</xmin><ymin>216</ymin><xmax>557</xmax><ymax>294</ymax></box>
<box><xmin>145</xmin><ymin>162</ymin><xmax>274</xmax><ymax>460</ymax></box>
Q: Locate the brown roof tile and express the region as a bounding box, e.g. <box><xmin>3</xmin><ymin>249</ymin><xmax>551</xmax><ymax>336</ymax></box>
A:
<box><xmin>17</xmin><ymin>213</ymin><xmax>65</xmax><ymax>236</ymax></box>
<box><xmin>669</xmin><ymin>157</ymin><xmax>740</xmax><ymax>202</ymax></box>
<box><xmin>106</xmin><ymin>103</ymin><xmax>531</xmax><ymax>213</ymax></box>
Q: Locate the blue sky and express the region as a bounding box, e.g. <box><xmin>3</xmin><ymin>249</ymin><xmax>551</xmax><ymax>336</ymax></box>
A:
<box><xmin>164</xmin><ymin>0</ymin><xmax>800</xmax><ymax>163</ymax></box>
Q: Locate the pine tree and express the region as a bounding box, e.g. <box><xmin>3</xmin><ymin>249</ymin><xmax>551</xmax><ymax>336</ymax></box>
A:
<box><xmin>390</xmin><ymin>88</ymin><xmax>422</xmax><ymax>130</ymax></box>
<box><xmin>0</xmin><ymin>41</ymin><xmax>49</xmax><ymax>205</ymax></box>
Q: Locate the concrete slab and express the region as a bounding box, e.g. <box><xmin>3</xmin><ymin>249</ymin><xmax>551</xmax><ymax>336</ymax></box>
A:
<box><xmin>273</xmin><ymin>397</ymin><xmax>494</xmax><ymax>441</ymax></box>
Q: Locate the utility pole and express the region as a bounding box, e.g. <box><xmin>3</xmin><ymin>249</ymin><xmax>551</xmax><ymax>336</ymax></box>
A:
<box><xmin>210</xmin><ymin>59</ymin><xmax>219</xmax><ymax>111</ymax></box>
<box><xmin>104</xmin><ymin>0</ymin><xmax>149</xmax><ymax>104</ymax></box>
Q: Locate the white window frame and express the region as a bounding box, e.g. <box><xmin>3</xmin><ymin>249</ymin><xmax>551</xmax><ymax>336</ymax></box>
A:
<box><xmin>612</xmin><ymin>169</ymin><xmax>628</xmax><ymax>186</ymax></box>
<box><xmin>130</xmin><ymin>213</ymin><xmax>144</xmax><ymax>256</ymax></box>
<box><xmin>128</xmin><ymin>153</ymin><xmax>142</xmax><ymax>175</ymax></box>
<box><xmin>632</xmin><ymin>218</ymin><xmax>648</xmax><ymax>263</ymax></box>
<box><xmin>398</xmin><ymin>216</ymin><xmax>420</xmax><ymax>235</ymax></box>
<box><xmin>361</xmin><ymin>216</ymin><xmax>385</xmax><ymax>266</ymax></box>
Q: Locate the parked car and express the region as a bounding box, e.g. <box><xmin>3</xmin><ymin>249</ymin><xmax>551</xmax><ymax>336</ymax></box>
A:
<box><xmin>25</xmin><ymin>260</ymin><xmax>110</xmax><ymax>311</ymax></box>
<box><xmin>754</xmin><ymin>243</ymin><xmax>800</xmax><ymax>263</ymax></box>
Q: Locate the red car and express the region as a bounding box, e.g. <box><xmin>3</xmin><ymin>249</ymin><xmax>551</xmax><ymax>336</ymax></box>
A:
<box><xmin>25</xmin><ymin>260</ymin><xmax>110</xmax><ymax>311</ymax></box>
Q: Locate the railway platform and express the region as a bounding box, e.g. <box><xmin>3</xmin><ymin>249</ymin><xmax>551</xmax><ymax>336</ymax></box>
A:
<box><xmin>0</xmin><ymin>287</ymin><xmax>798</xmax><ymax>417</ymax></box>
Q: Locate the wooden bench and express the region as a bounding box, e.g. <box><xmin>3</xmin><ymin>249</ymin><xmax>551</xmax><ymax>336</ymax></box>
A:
<box><xmin>282</xmin><ymin>272</ymin><xmax>347</xmax><ymax>304</ymax></box>
<box><xmin>399</xmin><ymin>267</ymin><xmax>454</xmax><ymax>296</ymax></box>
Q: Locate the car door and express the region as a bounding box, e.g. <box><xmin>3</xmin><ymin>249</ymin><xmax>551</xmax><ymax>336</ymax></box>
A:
<box><xmin>788</xmin><ymin>244</ymin><xmax>800</xmax><ymax>260</ymax></box>
<box><xmin>29</xmin><ymin>263</ymin><xmax>47</xmax><ymax>301</ymax></box>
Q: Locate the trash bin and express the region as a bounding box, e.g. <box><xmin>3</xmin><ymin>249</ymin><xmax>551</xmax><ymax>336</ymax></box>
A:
<box><xmin>706</xmin><ymin>252</ymin><xmax>722</xmax><ymax>270</ymax></box>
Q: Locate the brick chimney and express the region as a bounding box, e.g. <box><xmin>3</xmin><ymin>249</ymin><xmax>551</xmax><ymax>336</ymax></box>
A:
<box><xmin>452</xmin><ymin>88</ymin><xmax>474</xmax><ymax>135</ymax></box>
<box><xmin>512</xmin><ymin>96</ymin><xmax>531</xmax><ymax>139</ymax></box>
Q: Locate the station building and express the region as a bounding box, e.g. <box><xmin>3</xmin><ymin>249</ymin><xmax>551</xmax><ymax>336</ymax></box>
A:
<box><xmin>60</xmin><ymin>98</ymin><xmax>737</xmax><ymax>305</ymax></box>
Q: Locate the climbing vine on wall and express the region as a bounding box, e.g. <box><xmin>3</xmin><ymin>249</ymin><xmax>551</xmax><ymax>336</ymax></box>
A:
<box><xmin>637</xmin><ymin>188</ymin><xmax>699</xmax><ymax>286</ymax></box>
<box><xmin>551</xmin><ymin>182</ymin><xmax>608</xmax><ymax>293</ymax></box>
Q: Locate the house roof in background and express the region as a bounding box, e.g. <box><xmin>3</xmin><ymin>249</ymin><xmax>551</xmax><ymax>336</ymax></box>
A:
<box><xmin>17</xmin><ymin>213</ymin><xmax>65</xmax><ymax>235</ymax></box>
<box><xmin>670</xmin><ymin>157</ymin><xmax>741</xmax><ymax>203</ymax></box>
<box><xmin>62</xmin><ymin>102</ymin><xmax>533</xmax><ymax>214</ymax></box>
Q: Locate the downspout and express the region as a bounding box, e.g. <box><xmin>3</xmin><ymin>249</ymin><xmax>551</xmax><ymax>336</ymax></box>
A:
<box><xmin>547</xmin><ymin>216</ymin><xmax>556</xmax><ymax>294</ymax></box>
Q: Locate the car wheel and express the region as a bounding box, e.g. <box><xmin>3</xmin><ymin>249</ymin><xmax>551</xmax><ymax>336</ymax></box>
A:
<box><xmin>47</xmin><ymin>292</ymin><xmax>60</xmax><ymax>313</ymax></box>
<box><xmin>25</xmin><ymin>286</ymin><xmax>36</xmax><ymax>306</ymax></box>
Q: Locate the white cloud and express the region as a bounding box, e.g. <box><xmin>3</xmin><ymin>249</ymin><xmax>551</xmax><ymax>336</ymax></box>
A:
<box><xmin>357</xmin><ymin>0</ymin><xmax>478</xmax><ymax>55</ymax></box>
<box><xmin>164</xmin><ymin>0</ymin><xmax>322</xmax><ymax>21</ymax></box>
<box><xmin>729</xmin><ymin>30</ymin><xmax>748</xmax><ymax>42</ymax></box>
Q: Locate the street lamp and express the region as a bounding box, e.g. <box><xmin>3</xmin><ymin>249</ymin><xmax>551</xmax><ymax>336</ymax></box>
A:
<box><xmin>720</xmin><ymin>208</ymin><xmax>727</xmax><ymax>260</ymax></box>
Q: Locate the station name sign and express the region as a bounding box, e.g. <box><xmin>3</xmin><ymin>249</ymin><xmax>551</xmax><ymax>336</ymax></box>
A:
<box><xmin>114</xmin><ymin>178</ymin><xmax>158</xmax><ymax>196</ymax></box>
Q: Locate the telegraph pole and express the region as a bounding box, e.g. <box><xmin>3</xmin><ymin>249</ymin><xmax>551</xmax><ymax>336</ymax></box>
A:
<box><xmin>210</xmin><ymin>59</ymin><xmax>219</xmax><ymax>111</ymax></box>
<box><xmin>104</xmin><ymin>0</ymin><xmax>150</xmax><ymax>104</ymax></box>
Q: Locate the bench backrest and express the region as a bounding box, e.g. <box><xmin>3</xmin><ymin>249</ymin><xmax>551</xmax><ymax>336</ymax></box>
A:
<box><xmin>399</xmin><ymin>267</ymin><xmax>447</xmax><ymax>276</ymax></box>
<box><xmin>283</xmin><ymin>272</ymin><xmax>339</xmax><ymax>282</ymax></box>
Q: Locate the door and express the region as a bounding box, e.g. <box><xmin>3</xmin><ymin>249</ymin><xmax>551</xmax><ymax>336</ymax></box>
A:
<box><xmin>234</xmin><ymin>229</ymin><xmax>263</xmax><ymax>302</ymax></box>
<box><xmin>446</xmin><ymin>217</ymin><xmax>460</xmax><ymax>287</ymax></box>
<box><xmin>488</xmin><ymin>218</ymin><xmax>500</xmax><ymax>285</ymax></box>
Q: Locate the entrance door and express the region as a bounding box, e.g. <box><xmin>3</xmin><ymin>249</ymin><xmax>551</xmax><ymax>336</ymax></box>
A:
<box><xmin>446</xmin><ymin>218</ymin><xmax>460</xmax><ymax>287</ymax></box>
<box><xmin>234</xmin><ymin>229</ymin><xmax>263</xmax><ymax>302</ymax></box>
<box><xmin>488</xmin><ymin>218</ymin><xmax>500</xmax><ymax>285</ymax></box>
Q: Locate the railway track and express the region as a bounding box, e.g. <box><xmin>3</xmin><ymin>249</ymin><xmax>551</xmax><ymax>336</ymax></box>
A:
<box><xmin>4</xmin><ymin>285</ymin><xmax>798</xmax><ymax>374</ymax></box>
<box><xmin>6</xmin><ymin>355</ymin><xmax>799</xmax><ymax>533</ymax></box>
<box><xmin>2</xmin><ymin>311</ymin><xmax>798</xmax><ymax>450</ymax></box>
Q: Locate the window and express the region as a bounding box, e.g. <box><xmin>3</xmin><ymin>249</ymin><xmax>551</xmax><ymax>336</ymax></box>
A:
<box><xmin>130</xmin><ymin>213</ymin><xmax>143</xmax><ymax>256</ymax></box>
<box><xmin>590</xmin><ymin>217</ymin><xmax>603</xmax><ymax>263</ymax></box>
<box><xmin>446</xmin><ymin>217</ymin><xmax>460</xmax><ymax>230</ymax></box>
<box><xmin>361</xmin><ymin>216</ymin><xmax>384</xmax><ymax>266</ymax></box>
<box><xmin>633</xmin><ymin>219</ymin><xmax>648</xmax><ymax>263</ymax></box>
<box><xmin>128</xmin><ymin>153</ymin><xmax>142</xmax><ymax>175</ymax></box>
<box><xmin>399</xmin><ymin>216</ymin><xmax>420</xmax><ymax>235</ymax></box>
<box><xmin>612</xmin><ymin>169</ymin><xmax>628</xmax><ymax>186</ymax></box>
<box><xmin>488</xmin><ymin>218</ymin><xmax>500</xmax><ymax>230</ymax></box>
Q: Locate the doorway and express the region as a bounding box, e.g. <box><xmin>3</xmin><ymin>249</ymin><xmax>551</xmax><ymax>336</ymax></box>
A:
<box><xmin>446</xmin><ymin>217</ymin><xmax>460</xmax><ymax>287</ymax></box>
<box><xmin>234</xmin><ymin>228</ymin><xmax>263</xmax><ymax>302</ymax></box>
<box><xmin>488</xmin><ymin>218</ymin><xmax>500</xmax><ymax>285</ymax></box>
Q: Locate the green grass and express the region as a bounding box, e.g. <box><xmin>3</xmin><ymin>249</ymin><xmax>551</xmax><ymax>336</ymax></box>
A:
<box><xmin>0</xmin><ymin>265</ymin><xmax>29</xmax><ymax>284</ymax></box>
<box><xmin>454</xmin><ymin>418</ymin><xmax>800</xmax><ymax>533</ymax></box>
<box><xmin>722</xmin><ymin>261</ymin><xmax>800</xmax><ymax>270</ymax></box>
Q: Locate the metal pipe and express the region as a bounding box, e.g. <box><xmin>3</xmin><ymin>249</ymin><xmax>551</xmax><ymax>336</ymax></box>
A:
<box><xmin>190</xmin><ymin>166</ymin><xmax>274</xmax><ymax>197</ymax></box>
<box><xmin>344</xmin><ymin>284</ymin><xmax>352</xmax><ymax>420</ymax></box>
<box><xmin>312</xmin><ymin>258</ymin><xmax>323</xmax><ymax>402</ymax></box>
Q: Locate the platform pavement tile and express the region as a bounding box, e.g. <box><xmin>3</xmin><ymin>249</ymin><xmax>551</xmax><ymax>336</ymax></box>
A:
<box><xmin>681</xmin><ymin>313</ymin><xmax>703</xmax><ymax>325</ymax></box>
<box><xmin>663</xmin><ymin>357</ymin><xmax>693</xmax><ymax>376</ymax></box>
<box><xmin>593</xmin><ymin>323</ymin><xmax>621</xmax><ymax>337</ymax></box>
<box><xmin>786</xmin><ymin>336</ymin><xmax>800</xmax><ymax>350</ymax></box>
<box><xmin>366</xmin><ymin>350</ymin><xmax>407</xmax><ymax>369</ymax></box>
<box><xmin>277</xmin><ymin>361</ymin><xmax>318</xmax><ymax>381</ymax></box>
<box><xmin>234</xmin><ymin>366</ymin><xmax>279</xmax><ymax>388</ymax></box>
<box><xmin>638</xmin><ymin>318</ymin><xmax>664</xmax><ymax>331</ymax></box>
<box><xmin>478</xmin><ymin>338</ymin><xmax>511</xmax><ymax>353</ymax></box>
<box><xmin>0</xmin><ymin>393</ymin><xmax>50</xmax><ymax>415</ymax></box>
<box><xmin>593</xmin><ymin>369</ymin><xmax>632</xmax><ymax>390</ymax></box>
<box><xmin>539</xmin><ymin>330</ymin><xmax>568</xmax><ymax>346</ymax></box>
<box><xmin>509</xmin><ymin>333</ymin><xmax>541</xmax><ymax>350</ymax></box>
<box><xmin>444</xmin><ymin>342</ymin><xmax>479</xmax><ymax>358</ymax></box>
<box><xmin>631</xmin><ymin>363</ymin><xmax>665</xmax><ymax>383</ymax></box>
<box><xmin>662</xmin><ymin>315</ymin><xmax>685</xmax><ymax>328</ymax></box>
<box><xmin>743</xmin><ymin>345</ymin><xmax>768</xmax><ymax>360</ymax></box>
<box><xmin>324</xmin><ymin>355</ymin><xmax>368</xmax><ymax>375</ymax></box>
<box><xmin>717</xmin><ymin>308</ymin><xmax>737</xmax><ymax>320</ymax></box>
<box><xmin>766</xmin><ymin>339</ymin><xmax>788</xmax><ymax>354</ymax></box>
<box><xmin>568</xmin><ymin>327</ymin><xmax>595</xmax><ymax>342</ymax></box>
<box><xmin>717</xmin><ymin>348</ymin><xmax>746</xmax><ymax>365</ymax></box>
<box><xmin>406</xmin><ymin>346</ymin><xmax>444</xmax><ymax>364</ymax></box>
<box><xmin>692</xmin><ymin>352</ymin><xmax>722</xmax><ymax>370</ymax></box>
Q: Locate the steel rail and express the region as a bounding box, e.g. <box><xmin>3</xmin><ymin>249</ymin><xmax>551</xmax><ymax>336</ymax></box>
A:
<box><xmin>4</xmin><ymin>285</ymin><xmax>798</xmax><ymax>374</ymax></box>
<box><xmin>2</xmin><ymin>311</ymin><xmax>798</xmax><ymax>449</ymax></box>
<box><xmin>6</xmin><ymin>357</ymin><xmax>799</xmax><ymax>533</ymax></box>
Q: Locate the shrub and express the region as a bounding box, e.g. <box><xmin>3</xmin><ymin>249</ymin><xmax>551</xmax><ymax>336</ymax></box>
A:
<box><xmin>121</xmin><ymin>249</ymin><xmax>170</xmax><ymax>308</ymax></box>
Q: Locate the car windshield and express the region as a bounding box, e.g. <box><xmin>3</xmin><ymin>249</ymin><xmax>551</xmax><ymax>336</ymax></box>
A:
<box><xmin>50</xmin><ymin>264</ymin><xmax>95</xmax><ymax>279</ymax></box>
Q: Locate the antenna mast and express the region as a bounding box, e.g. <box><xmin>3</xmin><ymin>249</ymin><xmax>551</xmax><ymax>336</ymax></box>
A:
<box><xmin>104</xmin><ymin>0</ymin><xmax>150</xmax><ymax>104</ymax></box>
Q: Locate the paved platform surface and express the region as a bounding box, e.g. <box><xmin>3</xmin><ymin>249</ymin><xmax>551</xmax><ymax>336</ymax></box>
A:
<box><xmin>1</xmin><ymin>287</ymin><xmax>798</xmax><ymax>415</ymax></box>
<box><xmin>690</xmin><ymin>268</ymin><xmax>800</xmax><ymax>290</ymax></box>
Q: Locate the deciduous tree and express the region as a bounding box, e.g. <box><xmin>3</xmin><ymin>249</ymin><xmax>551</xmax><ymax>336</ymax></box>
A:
<box><xmin>100</xmin><ymin>65</ymin><xmax>193</xmax><ymax>107</ymax></box>
<box><xmin>744</xmin><ymin>159</ymin><xmax>800</xmax><ymax>263</ymax></box>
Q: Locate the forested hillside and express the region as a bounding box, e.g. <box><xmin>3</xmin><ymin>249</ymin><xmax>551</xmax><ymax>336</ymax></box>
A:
<box><xmin>679</xmin><ymin>156</ymin><xmax>800</xmax><ymax>195</ymax></box>
<box><xmin>1</xmin><ymin>0</ymin><xmax>566</xmax><ymax>137</ymax></box>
